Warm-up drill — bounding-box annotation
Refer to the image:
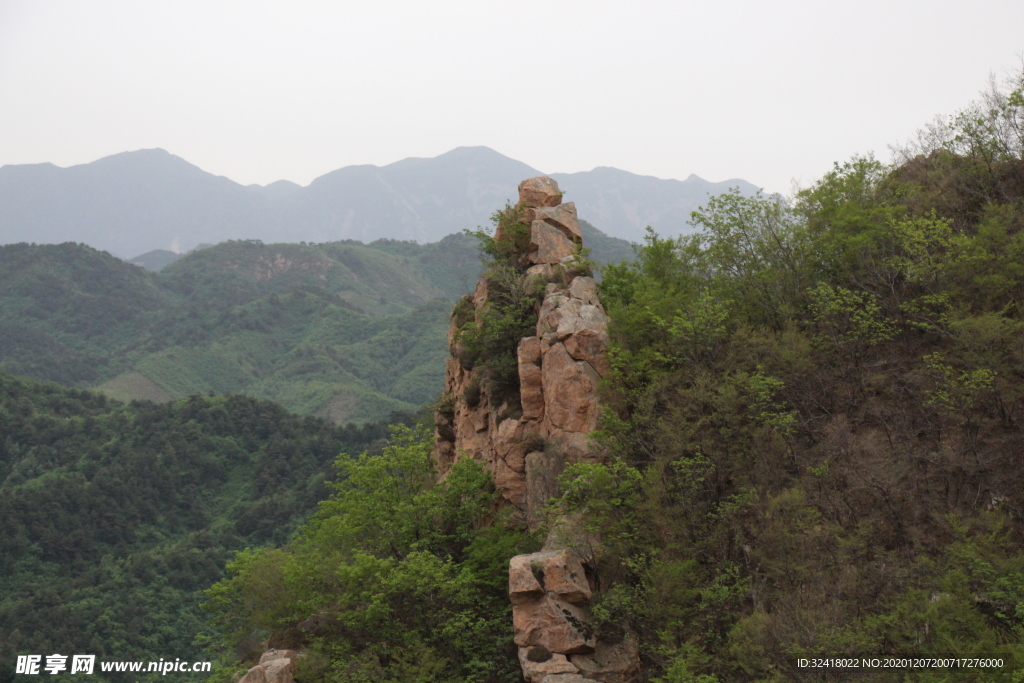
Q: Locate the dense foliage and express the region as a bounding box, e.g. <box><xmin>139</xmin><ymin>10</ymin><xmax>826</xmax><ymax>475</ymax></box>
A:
<box><xmin>0</xmin><ymin>372</ymin><xmax>409</xmax><ymax>683</ymax></box>
<box><xmin>553</xmin><ymin>71</ymin><xmax>1024</xmax><ymax>681</ymax></box>
<box><xmin>202</xmin><ymin>74</ymin><xmax>1024</xmax><ymax>682</ymax></box>
<box><xmin>204</xmin><ymin>427</ymin><xmax>539</xmax><ymax>683</ymax></box>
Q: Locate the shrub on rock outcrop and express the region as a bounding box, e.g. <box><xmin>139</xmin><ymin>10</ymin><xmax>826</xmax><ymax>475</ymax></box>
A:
<box><xmin>204</xmin><ymin>426</ymin><xmax>539</xmax><ymax>682</ymax></box>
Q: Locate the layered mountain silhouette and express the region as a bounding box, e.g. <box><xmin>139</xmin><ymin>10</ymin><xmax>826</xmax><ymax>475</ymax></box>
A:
<box><xmin>0</xmin><ymin>146</ymin><xmax>758</xmax><ymax>257</ymax></box>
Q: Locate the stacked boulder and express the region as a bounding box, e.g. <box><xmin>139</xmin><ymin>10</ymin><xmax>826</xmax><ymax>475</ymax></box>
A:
<box><xmin>433</xmin><ymin>177</ymin><xmax>640</xmax><ymax>683</ymax></box>
<box><xmin>237</xmin><ymin>650</ymin><xmax>299</xmax><ymax>683</ymax></box>
<box><xmin>510</xmin><ymin>546</ymin><xmax>640</xmax><ymax>683</ymax></box>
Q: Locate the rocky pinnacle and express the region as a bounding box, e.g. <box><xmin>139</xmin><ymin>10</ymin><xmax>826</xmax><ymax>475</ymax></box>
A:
<box><xmin>433</xmin><ymin>177</ymin><xmax>640</xmax><ymax>683</ymax></box>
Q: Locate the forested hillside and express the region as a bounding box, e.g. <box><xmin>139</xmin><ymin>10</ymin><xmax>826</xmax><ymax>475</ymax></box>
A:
<box><xmin>204</xmin><ymin>73</ymin><xmax>1024</xmax><ymax>681</ymax></box>
<box><xmin>0</xmin><ymin>372</ymin><xmax>412</xmax><ymax>683</ymax></box>
<box><xmin>0</xmin><ymin>225</ymin><xmax>630</xmax><ymax>423</ymax></box>
<box><xmin>0</xmin><ymin>238</ymin><xmax>453</xmax><ymax>422</ymax></box>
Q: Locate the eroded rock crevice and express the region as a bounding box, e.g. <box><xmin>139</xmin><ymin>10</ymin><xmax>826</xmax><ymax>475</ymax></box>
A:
<box><xmin>433</xmin><ymin>176</ymin><xmax>640</xmax><ymax>683</ymax></box>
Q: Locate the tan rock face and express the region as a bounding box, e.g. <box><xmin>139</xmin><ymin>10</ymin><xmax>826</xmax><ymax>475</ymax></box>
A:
<box><xmin>537</xmin><ymin>279</ymin><xmax>610</xmax><ymax>341</ymax></box>
<box><xmin>525</xmin><ymin>448</ymin><xmax>565</xmax><ymax>527</ymax></box>
<box><xmin>518</xmin><ymin>648</ymin><xmax>579</xmax><ymax>682</ymax></box>
<box><xmin>258</xmin><ymin>650</ymin><xmax>298</xmax><ymax>666</ymax></box>
<box><xmin>558</xmin><ymin>301</ymin><xmax>609</xmax><ymax>341</ymax></box>
<box><xmin>519</xmin><ymin>176</ymin><xmax>563</xmax><ymax>208</ymax></box>
<box><xmin>537</xmin><ymin>291</ymin><xmax>570</xmax><ymax>336</ymax></box>
<box><xmin>493</xmin><ymin>455</ymin><xmax>527</xmax><ymax>506</ymax></box>
<box><xmin>238</xmin><ymin>666</ymin><xmax>268</xmax><ymax>683</ymax></box>
<box><xmin>472</xmin><ymin>277</ymin><xmax>490</xmax><ymax>320</ymax></box>
<box><xmin>563</xmin><ymin>303</ymin><xmax>609</xmax><ymax>342</ymax></box>
<box><xmin>568</xmin><ymin>276</ymin><xmax>600</xmax><ymax>304</ymax></box>
<box><xmin>510</xmin><ymin>546</ymin><xmax>598</xmax><ymax>659</ymax></box>
<box><xmin>564</xmin><ymin>329</ymin><xmax>610</xmax><ymax>377</ymax></box>
<box><xmin>509</xmin><ymin>553</ymin><xmax>545</xmax><ymax>605</ymax></box>
<box><xmin>530</xmin><ymin>221</ymin><xmax>576</xmax><ymax>264</ymax></box>
<box><xmin>519</xmin><ymin>336</ymin><xmax>545</xmax><ymax>419</ymax></box>
<box><xmin>262</xmin><ymin>658</ymin><xmax>295</xmax><ymax>683</ymax></box>
<box><xmin>513</xmin><ymin>593</ymin><xmax>596</xmax><ymax>653</ymax></box>
<box><xmin>571</xmin><ymin>637</ymin><xmax>641</xmax><ymax>683</ymax></box>
<box><xmin>540</xmin><ymin>549</ymin><xmax>592</xmax><ymax>605</ymax></box>
<box><xmin>544</xmin><ymin>675</ymin><xmax>600</xmax><ymax>683</ymax></box>
<box><xmin>542</xmin><ymin>343</ymin><xmax>602</xmax><ymax>434</ymax></box>
<box><xmin>513</xmin><ymin>549</ymin><xmax>592</xmax><ymax>603</ymax></box>
<box><xmin>241</xmin><ymin>652</ymin><xmax>298</xmax><ymax>683</ymax></box>
<box><xmin>527</xmin><ymin>202</ymin><xmax>583</xmax><ymax>243</ymax></box>
<box><xmin>525</xmin><ymin>263</ymin><xmax>570</xmax><ymax>292</ymax></box>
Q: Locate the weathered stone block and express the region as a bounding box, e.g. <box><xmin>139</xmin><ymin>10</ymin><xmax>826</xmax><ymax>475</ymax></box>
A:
<box><xmin>557</xmin><ymin>302</ymin><xmax>610</xmax><ymax>341</ymax></box>
<box><xmin>568</xmin><ymin>276</ymin><xmax>600</xmax><ymax>304</ymax></box>
<box><xmin>262</xmin><ymin>659</ymin><xmax>295</xmax><ymax>683</ymax></box>
<box><xmin>519</xmin><ymin>176</ymin><xmax>563</xmax><ymax>208</ymax></box>
<box><xmin>537</xmin><ymin>292</ymin><xmax>569</xmax><ymax>336</ymax></box>
<box><xmin>536</xmin><ymin>283</ymin><xmax>610</xmax><ymax>343</ymax></box>
<box><xmin>518</xmin><ymin>647</ymin><xmax>579</xmax><ymax>682</ymax></box>
<box><xmin>527</xmin><ymin>202</ymin><xmax>582</xmax><ymax>243</ymax></box>
<box><xmin>530</xmin><ymin>221</ymin><xmax>576</xmax><ymax>264</ymax></box>
<box><xmin>258</xmin><ymin>650</ymin><xmax>298</xmax><ymax>666</ymax></box>
<box><xmin>525</xmin><ymin>263</ymin><xmax>569</xmax><ymax>292</ymax></box>
<box><xmin>563</xmin><ymin>329</ymin><xmax>610</xmax><ymax>377</ymax></box>
<box><xmin>509</xmin><ymin>553</ymin><xmax>546</xmax><ymax>604</ymax></box>
<box><xmin>543</xmin><ymin>675</ymin><xmax>601</xmax><ymax>683</ymax></box>
<box><xmin>493</xmin><ymin>455</ymin><xmax>527</xmax><ymax>506</ymax></box>
<box><xmin>541</xmin><ymin>549</ymin><xmax>592</xmax><ymax>605</ymax></box>
<box><xmin>570</xmin><ymin>637</ymin><xmax>641</xmax><ymax>683</ymax></box>
<box><xmin>541</xmin><ymin>343</ymin><xmax>601</xmax><ymax>433</ymax></box>
<box><xmin>513</xmin><ymin>593</ymin><xmax>596</xmax><ymax>653</ymax></box>
<box><xmin>238</xmin><ymin>666</ymin><xmax>268</xmax><ymax>683</ymax></box>
<box><xmin>518</xmin><ymin>335</ymin><xmax>542</xmax><ymax>365</ymax></box>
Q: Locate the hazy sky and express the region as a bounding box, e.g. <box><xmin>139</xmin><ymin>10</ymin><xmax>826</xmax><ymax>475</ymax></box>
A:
<box><xmin>1</xmin><ymin>0</ymin><xmax>1022</xmax><ymax>194</ymax></box>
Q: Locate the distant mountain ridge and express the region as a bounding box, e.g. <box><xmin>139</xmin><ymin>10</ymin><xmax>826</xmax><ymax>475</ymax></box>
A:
<box><xmin>549</xmin><ymin>166</ymin><xmax>758</xmax><ymax>243</ymax></box>
<box><xmin>0</xmin><ymin>147</ymin><xmax>758</xmax><ymax>257</ymax></box>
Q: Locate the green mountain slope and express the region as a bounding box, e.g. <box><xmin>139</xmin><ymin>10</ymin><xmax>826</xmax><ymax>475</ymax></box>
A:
<box><xmin>0</xmin><ymin>226</ymin><xmax>632</xmax><ymax>422</ymax></box>
<box><xmin>0</xmin><ymin>237</ymin><xmax>476</xmax><ymax>422</ymax></box>
<box><xmin>128</xmin><ymin>248</ymin><xmax>181</xmax><ymax>271</ymax></box>
<box><xmin>0</xmin><ymin>371</ymin><xmax>409</xmax><ymax>683</ymax></box>
<box><xmin>0</xmin><ymin>243</ymin><xmax>167</xmax><ymax>385</ymax></box>
<box><xmin>580</xmin><ymin>218</ymin><xmax>635</xmax><ymax>266</ymax></box>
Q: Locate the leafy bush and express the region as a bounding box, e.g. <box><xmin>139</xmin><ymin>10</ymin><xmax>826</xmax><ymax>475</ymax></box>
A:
<box><xmin>456</xmin><ymin>208</ymin><xmax>547</xmax><ymax>408</ymax></box>
<box><xmin>588</xmin><ymin>70</ymin><xmax>1024</xmax><ymax>681</ymax></box>
<box><xmin>204</xmin><ymin>426</ymin><xmax>539</xmax><ymax>682</ymax></box>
